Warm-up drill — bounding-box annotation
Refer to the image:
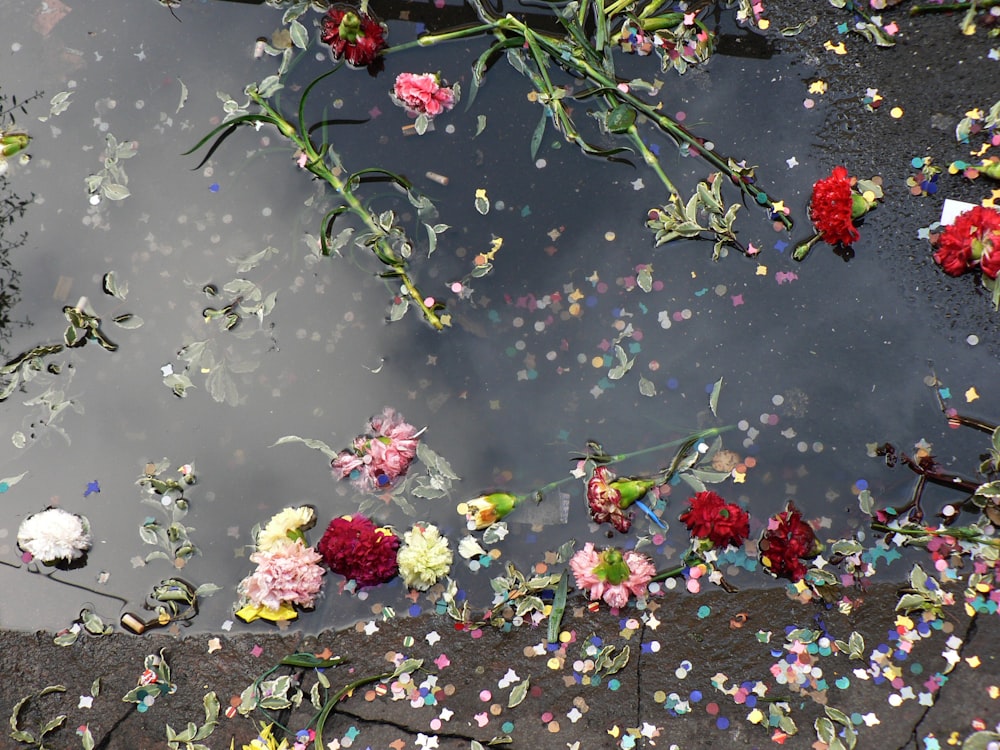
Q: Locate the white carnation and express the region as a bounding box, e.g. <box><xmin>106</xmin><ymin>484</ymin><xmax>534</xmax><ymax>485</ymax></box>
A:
<box><xmin>17</xmin><ymin>508</ymin><xmax>92</xmax><ymax>564</ymax></box>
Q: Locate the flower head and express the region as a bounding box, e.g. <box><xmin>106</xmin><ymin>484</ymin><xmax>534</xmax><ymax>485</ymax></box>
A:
<box><xmin>933</xmin><ymin>205</ymin><xmax>1000</xmax><ymax>279</ymax></box>
<box><xmin>239</xmin><ymin>539</ymin><xmax>325</xmax><ymax>611</ymax></box>
<box><xmin>332</xmin><ymin>407</ymin><xmax>422</xmax><ymax>491</ymax></box>
<box><xmin>320</xmin><ymin>6</ymin><xmax>387</xmax><ymax>68</ymax></box>
<box><xmin>569</xmin><ymin>543</ymin><xmax>654</xmax><ymax>608</ymax></box>
<box><xmin>758</xmin><ymin>502</ymin><xmax>821</xmax><ymax>582</ymax></box>
<box><xmin>256</xmin><ymin>506</ymin><xmax>316</xmax><ymax>552</ymax></box>
<box><xmin>391</xmin><ymin>73</ymin><xmax>458</xmax><ymax>117</ymax></box>
<box><xmin>461</xmin><ymin>492</ymin><xmax>521</xmax><ymax>529</ymax></box>
<box><xmin>17</xmin><ymin>508</ymin><xmax>92</xmax><ymax>564</ymax></box>
<box><xmin>587</xmin><ymin>466</ymin><xmax>655</xmax><ymax>533</ymax></box>
<box><xmin>679</xmin><ymin>490</ymin><xmax>750</xmax><ymax>549</ymax></box>
<box><xmin>318</xmin><ymin>515</ymin><xmax>400</xmax><ymax>587</ymax></box>
<box><xmin>809</xmin><ymin>166</ymin><xmax>862</xmax><ymax>246</ymax></box>
<box><xmin>397</xmin><ymin>523</ymin><xmax>452</xmax><ymax>591</ymax></box>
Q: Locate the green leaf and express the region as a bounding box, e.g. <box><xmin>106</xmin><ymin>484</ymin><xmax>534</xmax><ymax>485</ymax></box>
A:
<box><xmin>475</xmin><ymin>115</ymin><xmax>487</xmax><ymax>137</ymax></box>
<box><xmin>113</xmin><ymin>314</ymin><xmax>144</xmax><ymax>329</ymax></box>
<box><xmin>963</xmin><ymin>732</ymin><xmax>1000</xmax><ymax>750</ymax></box>
<box><xmin>40</xmin><ymin>714</ymin><xmax>66</xmax><ymax>736</ymax></box>
<box><xmin>392</xmin><ymin>658</ymin><xmax>423</xmax><ymax>678</ymax></box>
<box><xmin>638</xmin><ymin>376</ymin><xmax>656</xmax><ymax>397</ymax></box>
<box><xmin>271</xmin><ymin>435</ymin><xmax>338</xmax><ymax>460</ymax></box>
<box><xmin>708</xmin><ymin>377</ymin><xmax>723</xmax><ymax>417</ymax></box>
<box><xmin>103</xmin><ymin>271</ymin><xmax>128</xmax><ymax>300</ymax></box>
<box><xmin>529</xmin><ymin>110</ymin><xmax>547</xmax><ymax>161</ymax></box>
<box><xmin>289</xmin><ymin>19</ymin><xmax>309</xmax><ymax>49</ymax></box>
<box><xmin>101</xmin><ymin>183</ymin><xmax>131</xmax><ymax>201</ymax></box>
<box><xmin>508</xmin><ymin>678</ymin><xmax>529</xmax><ymax>708</ymax></box>
<box><xmin>636</xmin><ymin>267</ymin><xmax>652</xmax><ymax>293</ymax></box>
<box><xmin>80</xmin><ymin>724</ymin><xmax>96</xmax><ymax>750</ymax></box>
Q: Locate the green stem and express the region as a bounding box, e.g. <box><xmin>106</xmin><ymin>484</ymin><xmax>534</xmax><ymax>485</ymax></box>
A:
<box><xmin>382</xmin><ymin>22</ymin><xmax>498</xmax><ymax>54</ymax></box>
<box><xmin>871</xmin><ymin>522</ymin><xmax>1000</xmax><ymax>548</ymax></box>
<box><xmin>248</xmin><ymin>91</ymin><xmax>444</xmax><ymax>330</ymax></box>
<box><xmin>313</xmin><ymin>671</ymin><xmax>394</xmax><ymax>749</ymax></box>
<box><xmin>909</xmin><ymin>0</ymin><xmax>999</xmax><ymax>14</ymax></box>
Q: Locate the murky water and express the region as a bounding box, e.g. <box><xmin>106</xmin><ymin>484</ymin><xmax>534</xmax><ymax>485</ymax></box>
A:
<box><xmin>1</xmin><ymin>0</ymin><xmax>995</xmax><ymax>636</ymax></box>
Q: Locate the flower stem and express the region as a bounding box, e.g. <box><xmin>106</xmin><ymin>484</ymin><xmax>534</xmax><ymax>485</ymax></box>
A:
<box><xmin>382</xmin><ymin>22</ymin><xmax>497</xmax><ymax>54</ymax></box>
<box><xmin>792</xmin><ymin>232</ymin><xmax>822</xmax><ymax>261</ymax></box>
<box><xmin>248</xmin><ymin>91</ymin><xmax>444</xmax><ymax>330</ymax></box>
<box><xmin>910</xmin><ymin>0</ymin><xmax>1000</xmax><ymax>13</ymax></box>
<box><xmin>871</xmin><ymin>521</ymin><xmax>1000</xmax><ymax>548</ymax></box>
<box><xmin>313</xmin><ymin>671</ymin><xmax>394</xmax><ymax>750</ymax></box>
<box><xmin>946</xmin><ymin>412</ymin><xmax>998</xmax><ymax>434</ymax></box>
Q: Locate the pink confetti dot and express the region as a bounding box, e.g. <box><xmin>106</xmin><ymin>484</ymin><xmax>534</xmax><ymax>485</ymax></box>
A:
<box><xmin>480</xmin><ymin>690</ymin><xmax>492</xmax><ymax>701</ymax></box>
<box><xmin>541</xmin><ymin>712</ymin><xmax>554</xmax><ymax>723</ymax></box>
<box><xmin>804</xmin><ymin>99</ymin><xmax>815</xmax><ymax>109</ymax></box>
<box><xmin>430</xmin><ymin>719</ymin><xmax>442</xmax><ymax>730</ymax></box>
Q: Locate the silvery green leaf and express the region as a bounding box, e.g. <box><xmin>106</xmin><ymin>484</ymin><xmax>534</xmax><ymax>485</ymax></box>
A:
<box><xmin>91</xmin><ymin>678</ymin><xmax>101</xmax><ymax>697</ymax></box>
<box><xmin>115</xmin><ymin>139</ymin><xmax>138</xmax><ymax>160</ymax></box>
<box><xmin>508</xmin><ymin>679</ymin><xmax>529</xmax><ymax>708</ymax></box>
<box><xmin>195</xmin><ymin>582</ymin><xmax>222</xmax><ymax>597</ymax></box>
<box><xmin>637</xmin><ymin>267</ymin><xmax>652</xmax><ymax>292</ymax></box>
<box><xmin>257</xmin><ymin>75</ymin><xmax>284</xmax><ymax>98</ymax></box>
<box><xmin>415</xmin><ymin>114</ymin><xmax>429</xmax><ymax>135</ymax></box>
<box><xmin>113</xmin><ymin>314</ymin><xmax>144</xmax><ymax>329</ymax></box>
<box><xmin>228</xmin><ymin>246</ymin><xmax>278</xmax><ymax>273</ymax></box>
<box><xmin>0</xmin><ymin>471</ymin><xmax>27</xmax><ymax>488</ymax></box>
<box><xmin>474</xmin><ymin>192</ymin><xmax>490</xmax><ymax>215</ymax></box>
<box><xmin>39</xmin><ymin>714</ymin><xmax>66</xmax><ymax>736</ymax></box>
<box><xmin>272</xmin><ymin>435</ymin><xmax>338</xmax><ymax>460</ymax></box>
<box><xmin>475</xmin><ymin>115</ymin><xmax>487</xmax><ymax>137</ymax></box>
<box><xmin>12</xmin><ymin>431</ymin><xmax>27</xmax><ymax>448</ymax></box>
<box><xmin>163</xmin><ymin>372</ymin><xmax>195</xmax><ymax>397</ymax></box>
<box><xmin>101</xmin><ymin>183</ymin><xmax>130</xmax><ymax>201</ymax></box>
<box><xmin>289</xmin><ymin>19</ymin><xmax>309</xmax><ymax>49</ymax></box>
<box><xmin>425</xmin><ymin>223</ymin><xmax>438</xmax><ymax>257</ymax></box>
<box><xmin>389</xmin><ymin>299</ymin><xmax>409</xmax><ymax>321</ymax></box>
<box><xmin>483</xmin><ymin>522</ymin><xmax>508</xmax><ymax>545</ymax></box>
<box><xmin>709</xmin><ymin>376</ymin><xmax>723</xmax><ymax>417</ymax></box>
<box><xmin>53</xmin><ymin>630</ymin><xmax>79</xmax><ymax>647</ymax></box>
<box><xmin>639</xmin><ymin>376</ymin><xmax>656</xmax><ymax>397</ymax></box>
<box><xmin>103</xmin><ymin>271</ymin><xmax>128</xmax><ymax>300</ymax></box>
<box><xmin>392</xmin><ymin>658</ymin><xmax>423</xmax><ymax>678</ymax></box>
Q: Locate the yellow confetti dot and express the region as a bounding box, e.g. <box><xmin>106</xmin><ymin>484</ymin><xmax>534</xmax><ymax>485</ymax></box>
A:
<box><xmin>475</xmin><ymin>188</ymin><xmax>487</xmax><ymax>199</ymax></box>
<box><xmin>808</xmin><ymin>80</ymin><xmax>828</xmax><ymax>95</ymax></box>
<box><xmin>608</xmin><ymin>726</ymin><xmax>621</xmax><ymax>738</ymax></box>
<box><xmin>569</xmin><ymin>303</ymin><xmax>581</xmax><ymax>316</ymax></box>
<box><xmin>890</xmin><ymin>107</ymin><xmax>904</xmax><ymax>119</ymax></box>
<box><xmin>824</xmin><ymin>40</ymin><xmax>847</xmax><ymax>55</ymax></box>
<box><xmin>604</xmin><ymin>231</ymin><xmax>616</xmax><ymax>241</ymax></box>
<box><xmin>966</xmin><ymin>655</ymin><xmax>982</xmax><ymax>668</ymax></box>
<box><xmin>863</xmin><ymin>190</ymin><xmax>877</xmax><ymax>204</ymax></box>
<box><xmin>988</xmin><ymin>685</ymin><xmax>1000</xmax><ymax>699</ymax></box>
<box><xmin>756</xmin><ymin>265</ymin><xmax>768</xmax><ymax>276</ymax></box>
<box><xmin>591</xmin><ymin>356</ymin><xmax>604</xmax><ymax>368</ymax></box>
<box><xmin>559</xmin><ymin>630</ymin><xmax>572</xmax><ymax>643</ymax></box>
<box><xmin>895</xmin><ymin>615</ymin><xmax>914</xmax><ymax>629</ymax></box>
<box><xmin>547</xmin><ymin>657</ymin><xmax>562</xmax><ymax>670</ymax></box>
<box><xmin>732</xmin><ymin>471</ymin><xmax>746</xmax><ymax>484</ymax></box>
<box><xmin>771</xmin><ymin>200</ymin><xmax>786</xmax><ymax>213</ymax></box>
<box><xmin>966</xmin><ymin>387</ymin><xmax>980</xmax><ymax>402</ymax></box>
<box><xmin>747</xmin><ymin>708</ymin><xmax>765</xmax><ymax>724</ymax></box>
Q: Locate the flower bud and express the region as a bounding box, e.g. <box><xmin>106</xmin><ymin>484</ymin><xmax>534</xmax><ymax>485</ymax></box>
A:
<box><xmin>1</xmin><ymin>132</ymin><xmax>30</xmax><ymax>158</ymax></box>
<box><xmin>338</xmin><ymin>11</ymin><xmax>362</xmax><ymax>42</ymax></box>
<box><xmin>609</xmin><ymin>478</ymin><xmax>656</xmax><ymax>509</ymax></box>
<box><xmin>461</xmin><ymin>493</ymin><xmax>521</xmax><ymax>529</ymax></box>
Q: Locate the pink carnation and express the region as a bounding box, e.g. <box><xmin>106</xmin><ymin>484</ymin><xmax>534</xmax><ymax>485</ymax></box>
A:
<box><xmin>332</xmin><ymin>408</ymin><xmax>422</xmax><ymax>490</ymax></box>
<box><xmin>569</xmin><ymin>543</ymin><xmax>654</xmax><ymax>608</ymax></box>
<box><xmin>391</xmin><ymin>73</ymin><xmax>457</xmax><ymax>117</ymax></box>
<box><xmin>242</xmin><ymin>539</ymin><xmax>325</xmax><ymax>611</ymax></box>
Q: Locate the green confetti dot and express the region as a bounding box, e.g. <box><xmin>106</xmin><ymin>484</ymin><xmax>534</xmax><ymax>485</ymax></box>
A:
<box><xmin>911</xmin><ymin>157</ymin><xmax>925</xmax><ymax>169</ymax></box>
<box><xmin>836</xmin><ymin>677</ymin><xmax>850</xmax><ymax>689</ymax></box>
<box><xmin>910</xmin><ymin>663</ymin><xmax>923</xmax><ymax>675</ymax></box>
<box><xmin>608</xmin><ymin>678</ymin><xmax>621</xmax><ymax>691</ymax></box>
<box><xmin>850</xmin><ymin>712</ymin><xmax>863</xmax><ymax>726</ymax></box>
<box><xmin>755</xmin><ymin>192</ymin><xmax>769</xmax><ymax>205</ymax></box>
<box><xmin>697</xmin><ymin>605</ymin><xmax>711</xmax><ymax>619</ymax></box>
<box><xmin>501</xmin><ymin>721</ymin><xmax>514</xmax><ymax>733</ymax></box>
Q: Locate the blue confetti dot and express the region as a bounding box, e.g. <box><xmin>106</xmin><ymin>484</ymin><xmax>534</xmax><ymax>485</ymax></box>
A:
<box><xmin>209</xmin><ymin>183</ymin><xmax>220</xmax><ymax>193</ymax></box>
<box><xmin>855</xmin><ymin>479</ymin><xmax>868</xmax><ymax>490</ymax></box>
<box><xmin>716</xmin><ymin>717</ymin><xmax>729</xmax><ymax>730</ymax></box>
<box><xmin>667</xmin><ymin>378</ymin><xmax>679</xmax><ymax>390</ymax></box>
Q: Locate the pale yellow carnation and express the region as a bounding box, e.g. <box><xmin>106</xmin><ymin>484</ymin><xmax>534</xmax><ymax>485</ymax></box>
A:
<box><xmin>256</xmin><ymin>506</ymin><xmax>315</xmax><ymax>552</ymax></box>
<box><xmin>397</xmin><ymin>523</ymin><xmax>452</xmax><ymax>591</ymax></box>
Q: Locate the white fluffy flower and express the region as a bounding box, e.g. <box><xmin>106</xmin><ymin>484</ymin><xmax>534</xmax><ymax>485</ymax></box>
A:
<box><xmin>17</xmin><ymin>508</ymin><xmax>92</xmax><ymax>564</ymax></box>
<box><xmin>397</xmin><ymin>523</ymin><xmax>452</xmax><ymax>591</ymax></box>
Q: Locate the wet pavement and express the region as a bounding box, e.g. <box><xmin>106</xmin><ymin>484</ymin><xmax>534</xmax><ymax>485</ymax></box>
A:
<box><xmin>5</xmin><ymin>1</ymin><xmax>1000</xmax><ymax>749</ymax></box>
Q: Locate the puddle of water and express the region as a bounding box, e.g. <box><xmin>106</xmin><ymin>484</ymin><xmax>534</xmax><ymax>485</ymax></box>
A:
<box><xmin>0</xmin><ymin>1</ymin><xmax>995</xmax><ymax>636</ymax></box>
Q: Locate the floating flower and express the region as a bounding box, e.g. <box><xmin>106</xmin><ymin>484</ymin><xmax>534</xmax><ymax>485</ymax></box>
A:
<box><xmin>236</xmin><ymin>539</ymin><xmax>325</xmax><ymax>622</ymax></box>
<box><xmin>397</xmin><ymin>523</ymin><xmax>452</xmax><ymax>591</ymax></box>
<box><xmin>794</xmin><ymin>166</ymin><xmax>880</xmax><ymax>260</ymax></box>
<box><xmin>391</xmin><ymin>73</ymin><xmax>458</xmax><ymax>117</ymax></box>
<box><xmin>17</xmin><ymin>507</ymin><xmax>92</xmax><ymax>564</ymax></box>
<box><xmin>320</xmin><ymin>5</ymin><xmax>387</xmax><ymax>68</ymax></box>
<box><xmin>569</xmin><ymin>543</ymin><xmax>654</xmax><ymax>608</ymax></box>
<box><xmin>331</xmin><ymin>407</ymin><xmax>422</xmax><ymax>491</ymax></box>
<box><xmin>933</xmin><ymin>205</ymin><xmax>1000</xmax><ymax>279</ymax></box>
<box><xmin>679</xmin><ymin>490</ymin><xmax>750</xmax><ymax>549</ymax></box>
<box><xmin>460</xmin><ymin>492</ymin><xmax>522</xmax><ymax>529</ymax></box>
<box><xmin>587</xmin><ymin>466</ymin><xmax>657</xmax><ymax>533</ymax></box>
<box><xmin>758</xmin><ymin>502</ymin><xmax>822</xmax><ymax>582</ymax></box>
<box><xmin>318</xmin><ymin>514</ymin><xmax>400</xmax><ymax>587</ymax></box>
<box><xmin>256</xmin><ymin>506</ymin><xmax>316</xmax><ymax>552</ymax></box>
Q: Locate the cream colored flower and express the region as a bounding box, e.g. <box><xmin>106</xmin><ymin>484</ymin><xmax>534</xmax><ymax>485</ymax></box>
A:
<box><xmin>256</xmin><ymin>506</ymin><xmax>316</xmax><ymax>552</ymax></box>
<box><xmin>397</xmin><ymin>523</ymin><xmax>452</xmax><ymax>591</ymax></box>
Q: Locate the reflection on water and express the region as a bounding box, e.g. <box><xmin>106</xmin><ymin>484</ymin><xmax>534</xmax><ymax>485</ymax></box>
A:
<box><xmin>0</xmin><ymin>0</ymin><xmax>996</xmax><ymax>636</ymax></box>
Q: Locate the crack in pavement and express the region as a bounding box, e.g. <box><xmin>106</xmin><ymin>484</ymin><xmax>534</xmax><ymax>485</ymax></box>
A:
<box><xmin>900</xmin><ymin>611</ymin><xmax>980</xmax><ymax>750</ymax></box>
<box><xmin>335</xmin><ymin>707</ymin><xmax>487</xmax><ymax>744</ymax></box>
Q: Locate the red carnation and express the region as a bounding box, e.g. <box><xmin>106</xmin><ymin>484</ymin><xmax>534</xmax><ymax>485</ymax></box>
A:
<box><xmin>758</xmin><ymin>502</ymin><xmax>820</xmax><ymax>582</ymax></box>
<box><xmin>933</xmin><ymin>205</ymin><xmax>1000</xmax><ymax>279</ymax></box>
<box><xmin>679</xmin><ymin>490</ymin><xmax>750</xmax><ymax>549</ymax></box>
<box><xmin>320</xmin><ymin>6</ymin><xmax>387</xmax><ymax>68</ymax></box>
<box><xmin>809</xmin><ymin>166</ymin><xmax>860</xmax><ymax>246</ymax></box>
<box><xmin>318</xmin><ymin>515</ymin><xmax>399</xmax><ymax>587</ymax></box>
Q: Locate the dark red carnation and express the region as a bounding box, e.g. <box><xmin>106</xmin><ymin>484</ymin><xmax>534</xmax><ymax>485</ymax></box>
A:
<box><xmin>318</xmin><ymin>515</ymin><xmax>399</xmax><ymax>587</ymax></box>
<box><xmin>809</xmin><ymin>166</ymin><xmax>860</xmax><ymax>246</ymax></box>
<box><xmin>587</xmin><ymin>466</ymin><xmax>632</xmax><ymax>533</ymax></box>
<box><xmin>320</xmin><ymin>7</ymin><xmax>387</xmax><ymax>68</ymax></box>
<box><xmin>679</xmin><ymin>490</ymin><xmax>750</xmax><ymax>549</ymax></box>
<box><xmin>934</xmin><ymin>205</ymin><xmax>1000</xmax><ymax>279</ymax></box>
<box><xmin>758</xmin><ymin>501</ymin><xmax>820</xmax><ymax>582</ymax></box>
